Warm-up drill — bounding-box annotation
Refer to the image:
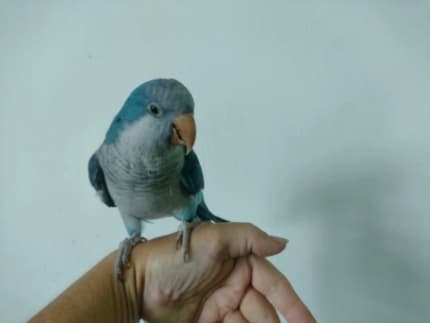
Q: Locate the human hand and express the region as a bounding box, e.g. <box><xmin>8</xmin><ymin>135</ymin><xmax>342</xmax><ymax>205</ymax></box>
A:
<box><xmin>128</xmin><ymin>222</ymin><xmax>316</xmax><ymax>323</ymax></box>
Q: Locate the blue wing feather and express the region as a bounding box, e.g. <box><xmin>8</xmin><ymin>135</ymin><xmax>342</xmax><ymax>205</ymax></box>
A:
<box><xmin>181</xmin><ymin>151</ymin><xmax>228</xmax><ymax>223</ymax></box>
<box><xmin>88</xmin><ymin>153</ymin><xmax>116</xmax><ymax>207</ymax></box>
<box><xmin>180</xmin><ymin>150</ymin><xmax>204</xmax><ymax>195</ymax></box>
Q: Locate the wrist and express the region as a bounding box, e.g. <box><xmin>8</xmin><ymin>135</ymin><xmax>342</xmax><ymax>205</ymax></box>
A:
<box><xmin>29</xmin><ymin>248</ymin><xmax>145</xmax><ymax>323</ymax></box>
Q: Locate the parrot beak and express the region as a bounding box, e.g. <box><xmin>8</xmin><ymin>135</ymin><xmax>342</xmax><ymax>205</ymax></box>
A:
<box><xmin>171</xmin><ymin>113</ymin><xmax>196</xmax><ymax>155</ymax></box>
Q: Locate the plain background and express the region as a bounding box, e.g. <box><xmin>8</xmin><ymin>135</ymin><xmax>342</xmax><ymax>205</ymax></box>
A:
<box><xmin>1</xmin><ymin>1</ymin><xmax>430</xmax><ymax>322</ymax></box>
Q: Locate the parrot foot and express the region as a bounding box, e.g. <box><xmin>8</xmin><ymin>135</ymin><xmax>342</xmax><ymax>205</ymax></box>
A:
<box><xmin>115</xmin><ymin>232</ymin><xmax>146</xmax><ymax>281</ymax></box>
<box><xmin>176</xmin><ymin>218</ymin><xmax>201</xmax><ymax>262</ymax></box>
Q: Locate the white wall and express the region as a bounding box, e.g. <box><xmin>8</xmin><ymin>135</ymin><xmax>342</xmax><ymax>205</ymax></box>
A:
<box><xmin>1</xmin><ymin>1</ymin><xmax>430</xmax><ymax>322</ymax></box>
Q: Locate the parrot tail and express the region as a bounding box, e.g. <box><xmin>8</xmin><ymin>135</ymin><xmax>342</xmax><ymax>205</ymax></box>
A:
<box><xmin>197</xmin><ymin>200</ymin><xmax>229</xmax><ymax>223</ymax></box>
<box><xmin>204</xmin><ymin>212</ymin><xmax>229</xmax><ymax>223</ymax></box>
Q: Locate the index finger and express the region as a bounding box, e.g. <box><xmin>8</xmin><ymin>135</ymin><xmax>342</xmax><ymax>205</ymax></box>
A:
<box><xmin>194</xmin><ymin>222</ymin><xmax>288</xmax><ymax>260</ymax></box>
<box><xmin>249</xmin><ymin>256</ymin><xmax>316</xmax><ymax>323</ymax></box>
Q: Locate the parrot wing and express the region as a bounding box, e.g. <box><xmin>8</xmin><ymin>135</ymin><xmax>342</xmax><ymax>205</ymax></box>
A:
<box><xmin>180</xmin><ymin>150</ymin><xmax>205</xmax><ymax>195</ymax></box>
<box><xmin>181</xmin><ymin>150</ymin><xmax>228</xmax><ymax>223</ymax></box>
<box><xmin>88</xmin><ymin>153</ymin><xmax>116</xmax><ymax>207</ymax></box>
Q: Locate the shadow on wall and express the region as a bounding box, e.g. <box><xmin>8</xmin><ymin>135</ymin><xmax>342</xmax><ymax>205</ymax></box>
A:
<box><xmin>284</xmin><ymin>159</ymin><xmax>429</xmax><ymax>322</ymax></box>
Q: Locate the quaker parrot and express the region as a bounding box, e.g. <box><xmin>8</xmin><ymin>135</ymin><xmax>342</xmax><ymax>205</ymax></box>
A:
<box><xmin>88</xmin><ymin>78</ymin><xmax>227</xmax><ymax>279</ymax></box>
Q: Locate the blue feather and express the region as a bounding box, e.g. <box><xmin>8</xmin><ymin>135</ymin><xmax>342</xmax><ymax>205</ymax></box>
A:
<box><xmin>88</xmin><ymin>154</ymin><xmax>116</xmax><ymax>207</ymax></box>
<box><xmin>180</xmin><ymin>150</ymin><xmax>204</xmax><ymax>194</ymax></box>
<box><xmin>197</xmin><ymin>199</ymin><xmax>228</xmax><ymax>223</ymax></box>
<box><xmin>105</xmin><ymin>86</ymin><xmax>149</xmax><ymax>144</ymax></box>
<box><xmin>105</xmin><ymin>79</ymin><xmax>195</xmax><ymax>144</ymax></box>
<box><xmin>181</xmin><ymin>151</ymin><xmax>227</xmax><ymax>223</ymax></box>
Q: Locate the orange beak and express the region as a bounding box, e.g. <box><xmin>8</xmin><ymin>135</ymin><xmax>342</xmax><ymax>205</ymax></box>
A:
<box><xmin>170</xmin><ymin>113</ymin><xmax>196</xmax><ymax>155</ymax></box>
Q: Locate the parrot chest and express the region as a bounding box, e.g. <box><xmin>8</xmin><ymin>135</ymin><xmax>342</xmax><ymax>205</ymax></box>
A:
<box><xmin>98</xmin><ymin>145</ymin><xmax>192</xmax><ymax>219</ymax></box>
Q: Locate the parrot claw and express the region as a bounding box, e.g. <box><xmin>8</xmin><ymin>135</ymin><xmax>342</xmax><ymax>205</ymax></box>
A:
<box><xmin>176</xmin><ymin>218</ymin><xmax>201</xmax><ymax>262</ymax></box>
<box><xmin>115</xmin><ymin>232</ymin><xmax>146</xmax><ymax>281</ymax></box>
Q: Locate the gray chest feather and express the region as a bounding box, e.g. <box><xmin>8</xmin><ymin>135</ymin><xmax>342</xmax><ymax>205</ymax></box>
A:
<box><xmin>98</xmin><ymin>145</ymin><xmax>189</xmax><ymax>219</ymax></box>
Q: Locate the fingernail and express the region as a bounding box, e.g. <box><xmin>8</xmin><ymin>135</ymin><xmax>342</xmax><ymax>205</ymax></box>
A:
<box><xmin>271</xmin><ymin>236</ymin><xmax>289</xmax><ymax>246</ymax></box>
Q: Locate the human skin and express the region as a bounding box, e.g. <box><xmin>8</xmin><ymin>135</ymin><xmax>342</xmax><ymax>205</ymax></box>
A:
<box><xmin>29</xmin><ymin>222</ymin><xmax>316</xmax><ymax>323</ymax></box>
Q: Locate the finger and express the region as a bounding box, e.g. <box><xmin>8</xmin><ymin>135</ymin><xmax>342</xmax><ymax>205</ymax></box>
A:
<box><xmin>198</xmin><ymin>258</ymin><xmax>250</xmax><ymax>323</ymax></box>
<box><xmin>249</xmin><ymin>256</ymin><xmax>316</xmax><ymax>323</ymax></box>
<box><xmin>240</xmin><ymin>288</ymin><xmax>280</xmax><ymax>323</ymax></box>
<box><xmin>200</xmin><ymin>222</ymin><xmax>288</xmax><ymax>259</ymax></box>
<box><xmin>224</xmin><ymin>311</ymin><xmax>249</xmax><ymax>323</ymax></box>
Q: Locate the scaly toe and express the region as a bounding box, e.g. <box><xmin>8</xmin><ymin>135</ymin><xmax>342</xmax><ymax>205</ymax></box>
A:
<box><xmin>115</xmin><ymin>233</ymin><xmax>144</xmax><ymax>281</ymax></box>
<box><xmin>176</xmin><ymin>219</ymin><xmax>201</xmax><ymax>262</ymax></box>
<box><xmin>182</xmin><ymin>247</ymin><xmax>190</xmax><ymax>262</ymax></box>
<box><xmin>176</xmin><ymin>231</ymin><xmax>183</xmax><ymax>250</ymax></box>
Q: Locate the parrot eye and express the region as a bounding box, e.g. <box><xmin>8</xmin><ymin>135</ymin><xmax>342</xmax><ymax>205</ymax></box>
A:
<box><xmin>147</xmin><ymin>103</ymin><xmax>162</xmax><ymax>117</ymax></box>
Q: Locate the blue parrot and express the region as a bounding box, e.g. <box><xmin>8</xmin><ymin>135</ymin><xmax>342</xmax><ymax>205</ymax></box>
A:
<box><xmin>88</xmin><ymin>79</ymin><xmax>227</xmax><ymax>279</ymax></box>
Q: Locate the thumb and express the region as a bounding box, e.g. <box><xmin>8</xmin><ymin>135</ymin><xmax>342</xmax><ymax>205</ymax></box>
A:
<box><xmin>207</xmin><ymin>222</ymin><xmax>288</xmax><ymax>259</ymax></box>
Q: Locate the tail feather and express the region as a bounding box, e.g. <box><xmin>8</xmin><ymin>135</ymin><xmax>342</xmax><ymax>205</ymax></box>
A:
<box><xmin>204</xmin><ymin>212</ymin><xmax>229</xmax><ymax>223</ymax></box>
<box><xmin>197</xmin><ymin>200</ymin><xmax>229</xmax><ymax>223</ymax></box>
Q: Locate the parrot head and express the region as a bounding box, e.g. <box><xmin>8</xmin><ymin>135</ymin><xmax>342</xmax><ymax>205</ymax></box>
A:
<box><xmin>105</xmin><ymin>78</ymin><xmax>196</xmax><ymax>155</ymax></box>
